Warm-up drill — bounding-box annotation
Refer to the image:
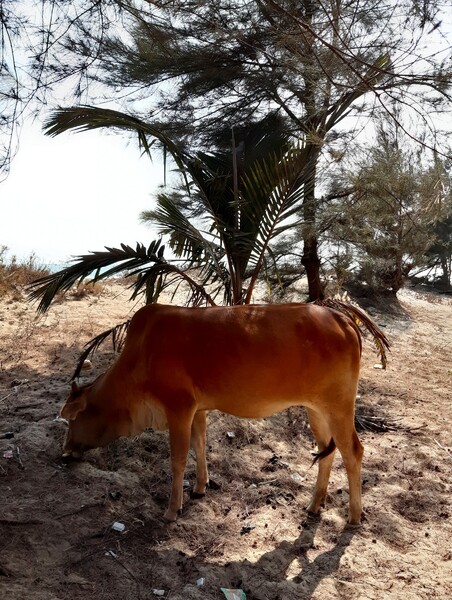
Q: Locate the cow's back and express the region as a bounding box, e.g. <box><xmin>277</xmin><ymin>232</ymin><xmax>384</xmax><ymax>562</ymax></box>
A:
<box><xmin>119</xmin><ymin>303</ymin><xmax>361</xmax><ymax>419</ymax></box>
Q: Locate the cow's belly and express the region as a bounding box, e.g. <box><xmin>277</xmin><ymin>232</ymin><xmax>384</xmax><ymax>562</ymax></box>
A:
<box><xmin>193</xmin><ymin>365</ymin><xmax>355</xmax><ymax>418</ymax></box>
<box><xmin>196</xmin><ymin>385</ymin><xmax>320</xmax><ymax>419</ymax></box>
<box><xmin>211</xmin><ymin>398</ymin><xmax>302</xmax><ymax>419</ymax></box>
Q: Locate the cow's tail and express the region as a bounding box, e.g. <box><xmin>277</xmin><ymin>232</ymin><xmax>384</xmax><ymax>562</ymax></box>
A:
<box><xmin>311</xmin><ymin>437</ymin><xmax>336</xmax><ymax>466</ymax></box>
<box><xmin>314</xmin><ymin>299</ymin><xmax>390</xmax><ymax>369</ymax></box>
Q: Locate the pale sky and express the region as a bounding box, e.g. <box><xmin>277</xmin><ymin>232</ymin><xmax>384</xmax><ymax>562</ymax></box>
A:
<box><xmin>0</xmin><ymin>119</ymin><xmax>163</xmax><ymax>266</ymax></box>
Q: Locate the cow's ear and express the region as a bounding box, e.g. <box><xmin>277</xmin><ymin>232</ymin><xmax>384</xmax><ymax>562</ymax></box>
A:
<box><xmin>60</xmin><ymin>394</ymin><xmax>87</xmax><ymax>421</ymax></box>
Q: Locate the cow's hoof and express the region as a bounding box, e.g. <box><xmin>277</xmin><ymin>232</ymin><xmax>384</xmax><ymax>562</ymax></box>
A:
<box><xmin>190</xmin><ymin>491</ymin><xmax>206</xmax><ymax>500</ymax></box>
<box><xmin>346</xmin><ymin>519</ymin><xmax>362</xmax><ymax>529</ymax></box>
<box><xmin>346</xmin><ymin>510</ymin><xmax>364</xmax><ymax>527</ymax></box>
<box><xmin>306</xmin><ymin>510</ymin><xmax>321</xmax><ymax>522</ymax></box>
<box><xmin>61</xmin><ymin>454</ymin><xmax>80</xmax><ymax>464</ymax></box>
<box><xmin>345</xmin><ymin>522</ymin><xmax>362</xmax><ymax>530</ymax></box>
<box><xmin>162</xmin><ymin>509</ymin><xmax>181</xmax><ymax>523</ymax></box>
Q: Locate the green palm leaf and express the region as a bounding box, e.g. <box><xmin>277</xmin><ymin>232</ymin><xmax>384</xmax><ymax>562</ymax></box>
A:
<box><xmin>239</xmin><ymin>143</ymin><xmax>314</xmax><ymax>301</ymax></box>
<box><xmin>28</xmin><ymin>241</ymin><xmax>215</xmax><ymax>312</ymax></box>
<box><xmin>44</xmin><ymin>105</ymin><xmax>189</xmax><ymax>180</ymax></box>
<box><xmin>147</xmin><ymin>192</ymin><xmax>242</xmax><ymax>303</ymax></box>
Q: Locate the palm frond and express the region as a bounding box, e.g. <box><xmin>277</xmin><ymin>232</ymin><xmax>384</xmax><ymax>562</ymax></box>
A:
<box><xmin>143</xmin><ymin>193</ymin><xmax>223</xmax><ymax>264</ymax></box>
<box><xmin>44</xmin><ymin>105</ymin><xmax>189</xmax><ymax>179</ymax></box>
<box><xmin>28</xmin><ymin>240</ymin><xmax>165</xmax><ymax>312</ymax></box>
<box><xmin>28</xmin><ymin>240</ymin><xmax>216</xmax><ymax>312</ymax></box>
<box><xmin>240</xmin><ymin>144</ymin><xmax>314</xmax><ymax>301</ymax></box>
<box><xmin>142</xmin><ymin>194</ymin><xmax>233</xmax><ymax>298</ymax></box>
<box><xmin>325</xmin><ymin>54</ymin><xmax>392</xmax><ymax>131</ymax></box>
<box><xmin>355</xmin><ymin>414</ymin><xmax>402</xmax><ymax>433</ymax></box>
<box><xmin>315</xmin><ymin>299</ymin><xmax>391</xmax><ymax>368</ymax></box>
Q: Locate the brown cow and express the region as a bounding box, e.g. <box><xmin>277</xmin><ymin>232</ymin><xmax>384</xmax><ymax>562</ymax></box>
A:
<box><xmin>60</xmin><ymin>302</ymin><xmax>386</xmax><ymax>525</ymax></box>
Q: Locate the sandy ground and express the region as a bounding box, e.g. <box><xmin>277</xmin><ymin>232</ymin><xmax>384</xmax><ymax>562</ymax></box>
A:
<box><xmin>0</xmin><ymin>281</ymin><xmax>451</xmax><ymax>600</ymax></box>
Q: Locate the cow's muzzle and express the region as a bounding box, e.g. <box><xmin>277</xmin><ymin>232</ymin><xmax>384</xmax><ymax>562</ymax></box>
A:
<box><xmin>61</xmin><ymin>450</ymin><xmax>84</xmax><ymax>463</ymax></box>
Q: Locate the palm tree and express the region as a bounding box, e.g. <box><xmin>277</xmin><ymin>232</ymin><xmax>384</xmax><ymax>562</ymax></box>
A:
<box><xmin>29</xmin><ymin>106</ymin><xmax>314</xmax><ymax>311</ymax></box>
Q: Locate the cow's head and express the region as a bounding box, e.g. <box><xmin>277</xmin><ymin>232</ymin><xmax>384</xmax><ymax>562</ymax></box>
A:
<box><xmin>60</xmin><ymin>381</ymin><xmax>121</xmax><ymax>460</ymax></box>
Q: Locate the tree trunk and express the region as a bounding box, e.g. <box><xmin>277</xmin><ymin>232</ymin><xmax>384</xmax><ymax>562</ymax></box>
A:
<box><xmin>302</xmin><ymin>235</ymin><xmax>324</xmax><ymax>301</ymax></box>
<box><xmin>299</xmin><ymin>0</ymin><xmax>326</xmax><ymax>302</ymax></box>
<box><xmin>440</xmin><ymin>253</ymin><xmax>452</xmax><ymax>289</ymax></box>
<box><xmin>301</xmin><ymin>153</ymin><xmax>324</xmax><ymax>301</ymax></box>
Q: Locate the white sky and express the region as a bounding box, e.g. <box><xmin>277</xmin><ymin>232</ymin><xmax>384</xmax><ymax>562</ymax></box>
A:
<box><xmin>0</xmin><ymin>119</ymin><xmax>163</xmax><ymax>266</ymax></box>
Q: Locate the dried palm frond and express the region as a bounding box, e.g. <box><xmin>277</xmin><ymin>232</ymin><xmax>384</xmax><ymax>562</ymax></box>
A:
<box><xmin>355</xmin><ymin>413</ymin><xmax>402</xmax><ymax>433</ymax></box>
<box><xmin>315</xmin><ymin>299</ymin><xmax>390</xmax><ymax>368</ymax></box>
<box><xmin>72</xmin><ymin>321</ymin><xmax>130</xmax><ymax>380</ymax></box>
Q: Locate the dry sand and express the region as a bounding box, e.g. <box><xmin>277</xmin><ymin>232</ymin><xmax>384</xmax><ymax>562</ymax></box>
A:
<box><xmin>0</xmin><ymin>281</ymin><xmax>451</xmax><ymax>599</ymax></box>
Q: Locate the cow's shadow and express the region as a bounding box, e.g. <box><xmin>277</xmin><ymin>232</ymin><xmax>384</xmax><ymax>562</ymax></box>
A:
<box><xmin>213</xmin><ymin>516</ymin><xmax>356</xmax><ymax>599</ymax></box>
<box><xmin>250</xmin><ymin>519</ymin><xmax>356</xmax><ymax>598</ymax></box>
<box><xmin>142</xmin><ymin>513</ymin><xmax>359</xmax><ymax>600</ymax></box>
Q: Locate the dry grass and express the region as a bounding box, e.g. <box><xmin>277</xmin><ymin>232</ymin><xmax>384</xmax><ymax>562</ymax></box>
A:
<box><xmin>0</xmin><ymin>246</ymin><xmax>49</xmax><ymax>300</ymax></box>
<box><xmin>0</xmin><ymin>246</ymin><xmax>107</xmax><ymax>307</ymax></box>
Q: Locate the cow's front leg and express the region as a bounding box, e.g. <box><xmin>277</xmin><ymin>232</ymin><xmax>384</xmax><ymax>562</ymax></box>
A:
<box><xmin>190</xmin><ymin>410</ymin><xmax>209</xmax><ymax>498</ymax></box>
<box><xmin>164</xmin><ymin>411</ymin><xmax>194</xmax><ymax>522</ymax></box>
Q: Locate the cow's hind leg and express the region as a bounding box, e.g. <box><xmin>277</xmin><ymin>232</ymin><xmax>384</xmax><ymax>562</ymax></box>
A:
<box><xmin>306</xmin><ymin>408</ymin><xmax>336</xmax><ymax>516</ymax></box>
<box><xmin>164</xmin><ymin>408</ymin><xmax>195</xmax><ymax>522</ymax></box>
<box><xmin>330</xmin><ymin>419</ymin><xmax>364</xmax><ymax>525</ymax></box>
<box><xmin>190</xmin><ymin>410</ymin><xmax>209</xmax><ymax>498</ymax></box>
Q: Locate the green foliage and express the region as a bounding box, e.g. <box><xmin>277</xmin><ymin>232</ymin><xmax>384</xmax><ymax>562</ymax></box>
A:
<box><xmin>9</xmin><ymin>1</ymin><xmax>451</xmax><ymax>302</ymax></box>
<box><xmin>70</xmin><ymin>1</ymin><xmax>451</xmax><ymax>299</ymax></box>
<box><xmin>424</xmin><ymin>214</ymin><xmax>452</xmax><ymax>288</ymax></box>
<box><xmin>326</xmin><ymin>121</ymin><xmax>451</xmax><ymax>293</ymax></box>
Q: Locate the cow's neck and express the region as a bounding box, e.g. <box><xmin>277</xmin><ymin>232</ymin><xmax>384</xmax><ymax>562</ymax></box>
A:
<box><xmin>94</xmin><ymin>369</ymin><xmax>169</xmax><ymax>438</ymax></box>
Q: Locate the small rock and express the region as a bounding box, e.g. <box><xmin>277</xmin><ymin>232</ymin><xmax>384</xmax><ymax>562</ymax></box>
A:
<box><xmin>240</xmin><ymin>523</ymin><xmax>255</xmax><ymax>535</ymax></box>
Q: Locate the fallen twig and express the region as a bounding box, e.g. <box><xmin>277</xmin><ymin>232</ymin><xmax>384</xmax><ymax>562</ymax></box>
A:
<box><xmin>14</xmin><ymin>446</ymin><xmax>24</xmax><ymax>469</ymax></box>
<box><xmin>103</xmin><ymin>502</ymin><xmax>146</xmax><ymax>536</ymax></box>
<box><xmin>70</xmin><ymin>548</ymin><xmax>106</xmax><ymax>566</ymax></box>
<box><xmin>433</xmin><ymin>439</ymin><xmax>451</xmax><ymax>455</ymax></box>
<box><xmin>0</xmin><ymin>518</ymin><xmax>43</xmax><ymax>526</ymax></box>
<box><xmin>0</xmin><ymin>380</ymin><xmax>29</xmax><ymax>403</ymax></box>
<box><xmin>109</xmin><ymin>553</ymin><xmax>138</xmax><ymax>582</ymax></box>
<box><xmin>56</xmin><ymin>502</ymin><xmax>103</xmax><ymax>519</ymax></box>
